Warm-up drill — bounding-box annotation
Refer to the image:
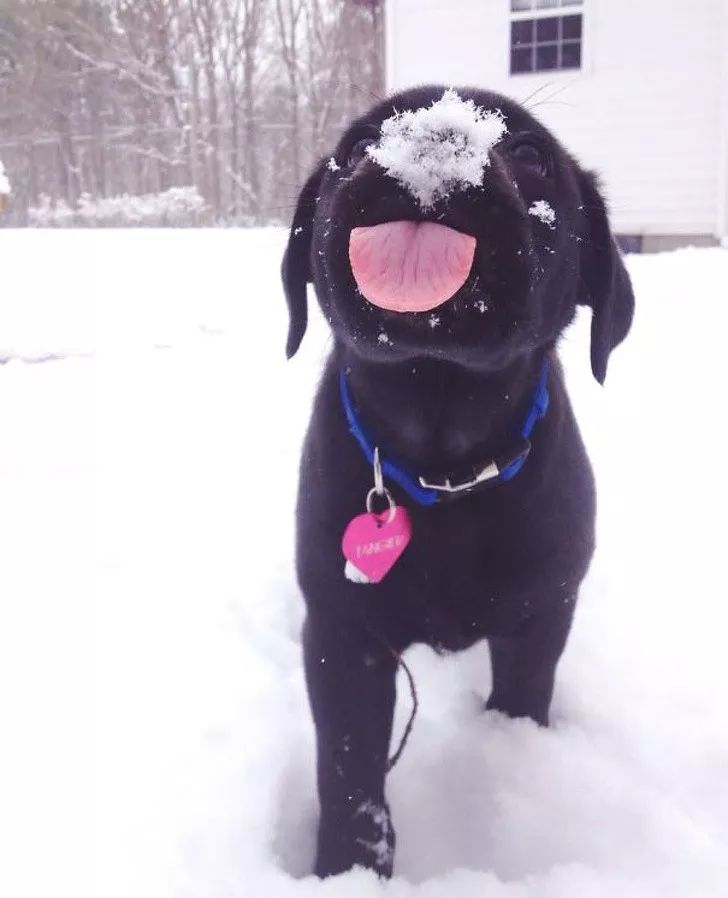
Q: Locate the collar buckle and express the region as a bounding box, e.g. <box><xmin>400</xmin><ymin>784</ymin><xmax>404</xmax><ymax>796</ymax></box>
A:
<box><xmin>418</xmin><ymin>461</ymin><xmax>499</xmax><ymax>494</ymax></box>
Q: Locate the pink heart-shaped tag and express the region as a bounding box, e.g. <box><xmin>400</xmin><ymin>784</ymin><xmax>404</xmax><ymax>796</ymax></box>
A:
<box><xmin>341</xmin><ymin>505</ymin><xmax>412</xmax><ymax>584</ymax></box>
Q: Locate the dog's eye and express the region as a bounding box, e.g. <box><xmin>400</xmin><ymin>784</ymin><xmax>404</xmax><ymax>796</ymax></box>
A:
<box><xmin>347</xmin><ymin>138</ymin><xmax>374</xmax><ymax>168</ymax></box>
<box><xmin>509</xmin><ymin>140</ymin><xmax>549</xmax><ymax>177</ymax></box>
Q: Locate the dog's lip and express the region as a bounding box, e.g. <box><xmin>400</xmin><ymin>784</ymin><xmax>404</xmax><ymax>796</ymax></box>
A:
<box><xmin>348</xmin><ymin>220</ymin><xmax>477</xmax><ymax>313</ymax></box>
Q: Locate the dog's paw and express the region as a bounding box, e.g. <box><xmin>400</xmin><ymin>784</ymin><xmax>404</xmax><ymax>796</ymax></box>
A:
<box><xmin>485</xmin><ymin>691</ymin><xmax>550</xmax><ymax>727</ymax></box>
<box><xmin>352</xmin><ymin>800</ymin><xmax>395</xmax><ymax>873</ymax></box>
<box><xmin>315</xmin><ymin>801</ymin><xmax>395</xmax><ymax>878</ymax></box>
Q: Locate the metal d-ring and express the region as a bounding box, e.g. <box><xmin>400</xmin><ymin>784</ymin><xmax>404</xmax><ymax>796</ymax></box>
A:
<box><xmin>366</xmin><ymin>486</ymin><xmax>396</xmax><ymax>523</ymax></box>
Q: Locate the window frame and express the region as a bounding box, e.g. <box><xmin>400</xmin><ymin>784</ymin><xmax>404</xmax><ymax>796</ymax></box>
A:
<box><xmin>509</xmin><ymin>0</ymin><xmax>586</xmax><ymax>78</ymax></box>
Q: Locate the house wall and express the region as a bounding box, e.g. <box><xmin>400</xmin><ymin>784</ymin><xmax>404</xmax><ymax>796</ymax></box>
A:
<box><xmin>386</xmin><ymin>0</ymin><xmax>728</xmax><ymax>239</ymax></box>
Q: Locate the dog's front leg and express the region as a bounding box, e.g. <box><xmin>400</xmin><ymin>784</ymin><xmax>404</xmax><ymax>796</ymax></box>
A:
<box><xmin>486</xmin><ymin>605</ymin><xmax>574</xmax><ymax>726</ymax></box>
<box><xmin>303</xmin><ymin>614</ymin><xmax>397</xmax><ymax>878</ymax></box>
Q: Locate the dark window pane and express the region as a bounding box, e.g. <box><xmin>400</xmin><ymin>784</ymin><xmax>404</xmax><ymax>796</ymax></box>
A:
<box><xmin>560</xmin><ymin>39</ymin><xmax>581</xmax><ymax>68</ymax></box>
<box><xmin>535</xmin><ymin>43</ymin><xmax>558</xmax><ymax>70</ymax></box>
<box><xmin>511</xmin><ymin>46</ymin><xmax>534</xmax><ymax>73</ymax></box>
<box><xmin>511</xmin><ymin>19</ymin><xmax>534</xmax><ymax>46</ymax></box>
<box><xmin>562</xmin><ymin>14</ymin><xmax>582</xmax><ymax>39</ymax></box>
<box><xmin>560</xmin><ymin>0</ymin><xmax>582</xmax><ymax>6</ymax></box>
<box><xmin>511</xmin><ymin>0</ymin><xmax>533</xmax><ymax>9</ymax></box>
<box><xmin>536</xmin><ymin>0</ymin><xmax>558</xmax><ymax>7</ymax></box>
<box><xmin>536</xmin><ymin>17</ymin><xmax>558</xmax><ymax>40</ymax></box>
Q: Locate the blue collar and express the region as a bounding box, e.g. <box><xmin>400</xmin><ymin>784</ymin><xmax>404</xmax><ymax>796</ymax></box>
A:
<box><xmin>339</xmin><ymin>360</ymin><xmax>550</xmax><ymax>507</ymax></box>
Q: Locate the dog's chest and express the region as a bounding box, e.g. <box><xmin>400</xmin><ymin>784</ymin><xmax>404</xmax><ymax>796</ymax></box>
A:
<box><xmin>372</xmin><ymin>494</ymin><xmax>561</xmax><ymax>646</ymax></box>
<box><xmin>300</xmin><ymin>368</ymin><xmax>593</xmax><ymax>647</ymax></box>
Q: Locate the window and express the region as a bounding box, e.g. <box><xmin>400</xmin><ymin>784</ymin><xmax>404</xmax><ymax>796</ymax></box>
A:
<box><xmin>510</xmin><ymin>0</ymin><xmax>583</xmax><ymax>75</ymax></box>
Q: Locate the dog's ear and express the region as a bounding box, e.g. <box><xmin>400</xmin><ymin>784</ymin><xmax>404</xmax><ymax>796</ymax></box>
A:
<box><xmin>281</xmin><ymin>161</ymin><xmax>326</xmax><ymax>359</ymax></box>
<box><xmin>577</xmin><ymin>171</ymin><xmax>635</xmax><ymax>384</ymax></box>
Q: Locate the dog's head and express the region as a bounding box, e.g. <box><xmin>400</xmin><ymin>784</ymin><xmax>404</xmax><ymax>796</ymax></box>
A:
<box><xmin>282</xmin><ymin>86</ymin><xmax>633</xmax><ymax>383</ymax></box>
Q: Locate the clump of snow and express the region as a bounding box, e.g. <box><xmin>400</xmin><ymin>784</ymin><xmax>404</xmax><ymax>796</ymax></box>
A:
<box><xmin>327</xmin><ymin>157</ymin><xmax>340</xmax><ymax>173</ymax></box>
<box><xmin>528</xmin><ymin>199</ymin><xmax>557</xmax><ymax>229</ymax></box>
<box><xmin>367</xmin><ymin>89</ymin><xmax>507</xmax><ymax>208</ymax></box>
<box><xmin>0</xmin><ymin>158</ymin><xmax>10</xmax><ymax>196</ymax></box>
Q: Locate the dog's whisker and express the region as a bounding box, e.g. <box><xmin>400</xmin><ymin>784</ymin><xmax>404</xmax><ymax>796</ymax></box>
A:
<box><xmin>527</xmin><ymin>99</ymin><xmax>578</xmax><ymax>111</ymax></box>
<box><xmin>333</xmin><ymin>77</ymin><xmax>385</xmax><ymax>105</ymax></box>
<box><xmin>520</xmin><ymin>79</ymin><xmax>558</xmax><ymax>109</ymax></box>
<box><xmin>529</xmin><ymin>77</ymin><xmax>579</xmax><ymax>109</ymax></box>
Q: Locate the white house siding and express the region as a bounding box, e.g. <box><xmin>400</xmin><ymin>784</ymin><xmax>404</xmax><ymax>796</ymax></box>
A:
<box><xmin>386</xmin><ymin>0</ymin><xmax>728</xmax><ymax>239</ymax></box>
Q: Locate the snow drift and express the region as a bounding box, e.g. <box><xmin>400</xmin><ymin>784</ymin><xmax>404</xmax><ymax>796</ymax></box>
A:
<box><xmin>1</xmin><ymin>230</ymin><xmax>726</xmax><ymax>898</ymax></box>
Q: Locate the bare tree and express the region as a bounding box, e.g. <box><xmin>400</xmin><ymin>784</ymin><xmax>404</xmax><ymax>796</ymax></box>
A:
<box><xmin>0</xmin><ymin>0</ymin><xmax>384</xmax><ymax>226</ymax></box>
<box><xmin>275</xmin><ymin>0</ymin><xmax>305</xmax><ymax>185</ymax></box>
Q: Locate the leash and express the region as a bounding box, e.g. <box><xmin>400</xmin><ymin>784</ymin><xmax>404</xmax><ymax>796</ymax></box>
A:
<box><xmin>362</xmin><ymin>625</ymin><xmax>418</xmax><ymax>773</ymax></box>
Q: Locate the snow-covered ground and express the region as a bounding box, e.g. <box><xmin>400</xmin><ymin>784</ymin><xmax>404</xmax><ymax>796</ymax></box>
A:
<box><xmin>1</xmin><ymin>230</ymin><xmax>727</xmax><ymax>898</ymax></box>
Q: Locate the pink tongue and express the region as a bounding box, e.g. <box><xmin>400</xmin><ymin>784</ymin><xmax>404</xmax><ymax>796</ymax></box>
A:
<box><xmin>349</xmin><ymin>221</ymin><xmax>476</xmax><ymax>313</ymax></box>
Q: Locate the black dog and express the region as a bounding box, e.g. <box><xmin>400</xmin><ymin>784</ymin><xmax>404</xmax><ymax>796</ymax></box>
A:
<box><xmin>281</xmin><ymin>86</ymin><xmax>633</xmax><ymax>879</ymax></box>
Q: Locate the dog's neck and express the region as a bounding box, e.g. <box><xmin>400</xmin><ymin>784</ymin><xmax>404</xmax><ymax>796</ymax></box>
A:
<box><xmin>337</xmin><ymin>347</ymin><xmax>547</xmax><ymax>475</ymax></box>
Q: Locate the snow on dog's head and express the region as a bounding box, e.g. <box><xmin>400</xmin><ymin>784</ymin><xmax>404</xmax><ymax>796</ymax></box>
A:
<box><xmin>366</xmin><ymin>89</ymin><xmax>507</xmax><ymax>209</ymax></box>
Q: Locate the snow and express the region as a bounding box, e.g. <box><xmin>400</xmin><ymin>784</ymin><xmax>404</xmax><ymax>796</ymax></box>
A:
<box><xmin>327</xmin><ymin>157</ymin><xmax>340</xmax><ymax>173</ymax></box>
<box><xmin>528</xmin><ymin>200</ymin><xmax>556</xmax><ymax>229</ymax></box>
<box><xmin>367</xmin><ymin>89</ymin><xmax>507</xmax><ymax>208</ymax></box>
<box><xmin>0</xmin><ymin>158</ymin><xmax>10</xmax><ymax>195</ymax></box>
<box><xmin>1</xmin><ymin>231</ymin><xmax>727</xmax><ymax>898</ymax></box>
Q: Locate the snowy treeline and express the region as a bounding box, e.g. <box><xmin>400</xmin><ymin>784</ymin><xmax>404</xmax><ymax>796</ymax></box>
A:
<box><xmin>28</xmin><ymin>186</ymin><xmax>207</xmax><ymax>227</ymax></box>
<box><xmin>0</xmin><ymin>0</ymin><xmax>383</xmax><ymax>227</ymax></box>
